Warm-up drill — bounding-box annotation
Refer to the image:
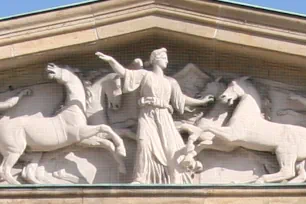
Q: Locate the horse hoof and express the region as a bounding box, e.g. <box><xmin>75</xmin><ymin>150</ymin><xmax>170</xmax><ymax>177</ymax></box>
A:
<box><xmin>255</xmin><ymin>177</ymin><xmax>265</xmax><ymax>184</ymax></box>
<box><xmin>131</xmin><ymin>181</ymin><xmax>141</xmax><ymax>184</ymax></box>
<box><xmin>199</xmin><ymin>140</ymin><xmax>213</xmax><ymax>145</ymax></box>
<box><xmin>53</xmin><ymin>169</ymin><xmax>80</xmax><ymax>184</ymax></box>
<box><xmin>116</xmin><ymin>146</ymin><xmax>126</xmax><ymax>157</ymax></box>
<box><xmin>193</xmin><ymin>161</ymin><xmax>204</xmax><ymax>173</ymax></box>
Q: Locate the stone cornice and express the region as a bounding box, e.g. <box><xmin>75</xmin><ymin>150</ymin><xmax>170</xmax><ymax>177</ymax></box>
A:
<box><xmin>0</xmin><ymin>186</ymin><xmax>305</xmax><ymax>203</ymax></box>
<box><xmin>0</xmin><ymin>0</ymin><xmax>305</xmax><ymax>63</ymax></box>
<box><xmin>0</xmin><ymin>186</ymin><xmax>305</xmax><ymax>198</ymax></box>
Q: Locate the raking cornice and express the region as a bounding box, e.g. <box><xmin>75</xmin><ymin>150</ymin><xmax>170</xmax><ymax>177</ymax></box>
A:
<box><xmin>0</xmin><ymin>0</ymin><xmax>305</xmax><ymax>62</ymax></box>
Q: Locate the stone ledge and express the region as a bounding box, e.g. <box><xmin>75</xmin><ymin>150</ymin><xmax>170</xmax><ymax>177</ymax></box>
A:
<box><xmin>0</xmin><ymin>186</ymin><xmax>304</xmax><ymax>204</ymax></box>
<box><xmin>0</xmin><ymin>0</ymin><xmax>306</xmax><ymax>65</ymax></box>
<box><xmin>0</xmin><ymin>185</ymin><xmax>305</xmax><ymax>198</ymax></box>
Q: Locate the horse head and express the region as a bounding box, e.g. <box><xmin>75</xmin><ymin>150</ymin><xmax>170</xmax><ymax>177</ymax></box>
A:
<box><xmin>219</xmin><ymin>76</ymin><xmax>251</xmax><ymax>106</ymax></box>
<box><xmin>102</xmin><ymin>73</ymin><xmax>122</xmax><ymax>110</ymax></box>
<box><xmin>46</xmin><ymin>63</ymin><xmax>78</xmax><ymax>84</ymax></box>
<box><xmin>198</xmin><ymin>76</ymin><xmax>226</xmax><ymax>100</ymax></box>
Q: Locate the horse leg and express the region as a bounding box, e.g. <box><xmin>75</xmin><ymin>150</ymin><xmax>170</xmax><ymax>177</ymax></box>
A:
<box><xmin>196</xmin><ymin>138</ymin><xmax>237</xmax><ymax>153</ymax></box>
<box><xmin>21</xmin><ymin>152</ymin><xmax>43</xmax><ymax>184</ymax></box>
<box><xmin>205</xmin><ymin>126</ymin><xmax>238</xmax><ymax>143</ymax></box>
<box><xmin>2</xmin><ymin>153</ymin><xmax>22</xmax><ymax>184</ymax></box>
<box><xmin>179</xmin><ymin>124</ymin><xmax>203</xmax><ymax>144</ymax></box>
<box><xmin>181</xmin><ymin>138</ymin><xmax>236</xmax><ymax>171</ymax></box>
<box><xmin>98</xmin><ymin>139</ymin><xmax>126</xmax><ymax>174</ymax></box>
<box><xmin>256</xmin><ymin>146</ymin><xmax>296</xmax><ymax>183</ymax></box>
<box><xmin>288</xmin><ymin>160</ymin><xmax>306</xmax><ymax>183</ymax></box>
<box><xmin>78</xmin><ymin>137</ymin><xmax>126</xmax><ymax>174</ymax></box>
<box><xmin>78</xmin><ymin>125</ymin><xmax>126</xmax><ymax>157</ymax></box>
<box><xmin>180</xmin><ymin>125</ymin><xmax>218</xmax><ymax>170</ymax></box>
<box><xmin>179</xmin><ymin>123</ymin><xmax>207</xmax><ymax>154</ymax></box>
<box><xmin>99</xmin><ymin>125</ymin><xmax>126</xmax><ymax>157</ymax></box>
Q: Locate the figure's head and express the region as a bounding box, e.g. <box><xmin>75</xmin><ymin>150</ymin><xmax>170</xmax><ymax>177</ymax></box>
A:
<box><xmin>150</xmin><ymin>48</ymin><xmax>168</xmax><ymax>69</ymax></box>
<box><xmin>102</xmin><ymin>74</ymin><xmax>122</xmax><ymax>110</ymax></box>
<box><xmin>46</xmin><ymin>63</ymin><xmax>76</xmax><ymax>84</ymax></box>
<box><xmin>219</xmin><ymin>76</ymin><xmax>250</xmax><ymax>105</ymax></box>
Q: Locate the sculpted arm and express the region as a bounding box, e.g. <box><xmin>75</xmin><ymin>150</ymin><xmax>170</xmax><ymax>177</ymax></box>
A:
<box><xmin>95</xmin><ymin>52</ymin><xmax>126</xmax><ymax>77</ymax></box>
<box><xmin>0</xmin><ymin>89</ymin><xmax>31</xmax><ymax>111</ymax></box>
<box><xmin>170</xmin><ymin>78</ymin><xmax>214</xmax><ymax>114</ymax></box>
<box><xmin>185</xmin><ymin>95</ymin><xmax>214</xmax><ymax>106</ymax></box>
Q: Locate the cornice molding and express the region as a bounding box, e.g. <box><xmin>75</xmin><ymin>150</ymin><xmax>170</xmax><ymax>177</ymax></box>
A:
<box><xmin>0</xmin><ymin>0</ymin><xmax>305</xmax><ymax>62</ymax></box>
<box><xmin>0</xmin><ymin>186</ymin><xmax>305</xmax><ymax>198</ymax></box>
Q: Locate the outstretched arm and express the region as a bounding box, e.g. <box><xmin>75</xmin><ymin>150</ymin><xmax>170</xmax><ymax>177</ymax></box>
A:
<box><xmin>0</xmin><ymin>89</ymin><xmax>31</xmax><ymax>111</ymax></box>
<box><xmin>95</xmin><ymin>52</ymin><xmax>126</xmax><ymax>77</ymax></box>
<box><xmin>185</xmin><ymin>94</ymin><xmax>214</xmax><ymax>106</ymax></box>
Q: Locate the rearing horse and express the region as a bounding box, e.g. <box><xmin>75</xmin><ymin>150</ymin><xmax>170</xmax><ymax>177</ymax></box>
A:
<box><xmin>180</xmin><ymin>77</ymin><xmax>236</xmax><ymax>171</ymax></box>
<box><xmin>181</xmin><ymin>76</ymin><xmax>306</xmax><ymax>183</ymax></box>
<box><xmin>0</xmin><ymin>63</ymin><xmax>126</xmax><ymax>184</ymax></box>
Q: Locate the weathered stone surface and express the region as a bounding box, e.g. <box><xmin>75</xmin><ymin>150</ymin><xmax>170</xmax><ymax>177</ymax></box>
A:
<box><xmin>0</xmin><ymin>187</ymin><xmax>304</xmax><ymax>204</ymax></box>
<box><xmin>0</xmin><ymin>0</ymin><xmax>305</xmax><ymax>202</ymax></box>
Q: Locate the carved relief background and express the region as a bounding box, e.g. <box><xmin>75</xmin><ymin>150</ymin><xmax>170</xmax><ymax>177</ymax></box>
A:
<box><xmin>0</xmin><ymin>36</ymin><xmax>305</xmax><ymax>185</ymax></box>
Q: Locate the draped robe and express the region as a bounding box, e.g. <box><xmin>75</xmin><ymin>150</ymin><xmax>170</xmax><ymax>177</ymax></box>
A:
<box><xmin>123</xmin><ymin>69</ymin><xmax>191</xmax><ymax>184</ymax></box>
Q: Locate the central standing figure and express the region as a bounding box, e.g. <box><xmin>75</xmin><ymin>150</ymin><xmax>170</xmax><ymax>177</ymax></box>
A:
<box><xmin>96</xmin><ymin>48</ymin><xmax>213</xmax><ymax>184</ymax></box>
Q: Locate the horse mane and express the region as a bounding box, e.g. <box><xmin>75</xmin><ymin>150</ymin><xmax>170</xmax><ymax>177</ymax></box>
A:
<box><xmin>51</xmin><ymin>65</ymin><xmax>89</xmax><ymax>112</ymax></box>
<box><xmin>239</xmin><ymin>79</ymin><xmax>262</xmax><ymax>110</ymax></box>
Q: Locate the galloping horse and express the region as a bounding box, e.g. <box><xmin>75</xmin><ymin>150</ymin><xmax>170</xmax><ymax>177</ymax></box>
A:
<box><xmin>180</xmin><ymin>77</ymin><xmax>236</xmax><ymax>171</ymax></box>
<box><xmin>181</xmin><ymin>76</ymin><xmax>306</xmax><ymax>183</ymax></box>
<box><xmin>21</xmin><ymin>71</ymin><xmax>131</xmax><ymax>184</ymax></box>
<box><xmin>0</xmin><ymin>63</ymin><xmax>126</xmax><ymax>184</ymax></box>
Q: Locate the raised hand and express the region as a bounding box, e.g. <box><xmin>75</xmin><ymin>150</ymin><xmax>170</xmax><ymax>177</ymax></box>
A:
<box><xmin>201</xmin><ymin>94</ymin><xmax>215</xmax><ymax>105</ymax></box>
<box><xmin>19</xmin><ymin>88</ymin><xmax>32</xmax><ymax>97</ymax></box>
<box><xmin>95</xmin><ymin>52</ymin><xmax>114</xmax><ymax>62</ymax></box>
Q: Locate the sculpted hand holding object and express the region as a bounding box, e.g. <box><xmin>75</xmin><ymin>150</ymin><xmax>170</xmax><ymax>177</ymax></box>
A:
<box><xmin>96</xmin><ymin>48</ymin><xmax>213</xmax><ymax>184</ymax></box>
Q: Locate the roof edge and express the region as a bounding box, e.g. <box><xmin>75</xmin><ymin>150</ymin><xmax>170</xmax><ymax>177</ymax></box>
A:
<box><xmin>0</xmin><ymin>0</ymin><xmax>102</xmax><ymax>22</ymax></box>
<box><xmin>217</xmin><ymin>0</ymin><xmax>306</xmax><ymax>19</ymax></box>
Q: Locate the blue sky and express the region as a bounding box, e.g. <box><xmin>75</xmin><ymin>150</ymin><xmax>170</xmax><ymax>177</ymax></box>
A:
<box><xmin>221</xmin><ymin>0</ymin><xmax>306</xmax><ymax>16</ymax></box>
<box><xmin>0</xmin><ymin>0</ymin><xmax>306</xmax><ymax>19</ymax></box>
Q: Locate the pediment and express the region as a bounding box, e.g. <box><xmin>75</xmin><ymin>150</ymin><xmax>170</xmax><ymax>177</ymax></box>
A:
<box><xmin>0</xmin><ymin>0</ymin><xmax>306</xmax><ymax>187</ymax></box>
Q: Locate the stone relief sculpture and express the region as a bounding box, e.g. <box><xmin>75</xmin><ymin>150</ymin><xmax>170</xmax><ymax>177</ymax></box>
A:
<box><xmin>22</xmin><ymin>70</ymin><xmax>135</xmax><ymax>184</ymax></box>
<box><xmin>180</xmin><ymin>76</ymin><xmax>306</xmax><ymax>183</ymax></box>
<box><xmin>96</xmin><ymin>48</ymin><xmax>214</xmax><ymax>184</ymax></box>
<box><xmin>178</xmin><ymin>76</ymin><xmax>237</xmax><ymax>172</ymax></box>
<box><xmin>0</xmin><ymin>63</ymin><xmax>126</xmax><ymax>184</ymax></box>
<box><xmin>1</xmin><ymin>47</ymin><xmax>306</xmax><ymax>185</ymax></box>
